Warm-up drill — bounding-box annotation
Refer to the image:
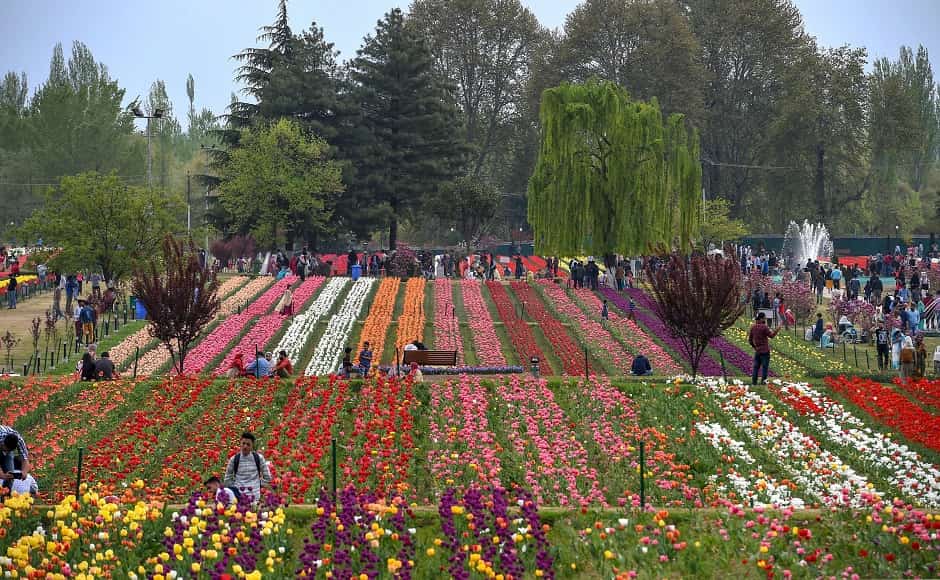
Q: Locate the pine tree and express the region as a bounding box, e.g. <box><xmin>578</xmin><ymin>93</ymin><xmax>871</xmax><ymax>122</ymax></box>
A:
<box><xmin>346</xmin><ymin>8</ymin><xmax>466</xmax><ymax>249</ymax></box>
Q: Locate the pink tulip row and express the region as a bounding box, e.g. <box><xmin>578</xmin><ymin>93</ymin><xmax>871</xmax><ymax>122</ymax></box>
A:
<box><xmin>182</xmin><ymin>276</ymin><xmax>297</xmax><ymax>373</ymax></box>
<box><xmin>127</xmin><ymin>276</ymin><xmax>274</xmax><ymax>374</ymax></box>
<box><xmin>460</xmin><ymin>280</ymin><xmax>506</xmax><ymax>365</ymax></box>
<box><xmin>428</xmin><ymin>376</ymin><xmax>502</xmax><ymax>491</ymax></box>
<box><xmin>537</xmin><ymin>281</ymin><xmax>634</xmax><ymax>374</ymax></box>
<box><xmin>214</xmin><ymin>277</ymin><xmax>325</xmax><ymax>373</ymax></box>
<box><xmin>575</xmin><ymin>289</ymin><xmax>683</xmax><ymax>375</ymax></box>
<box><xmin>495</xmin><ymin>375</ymin><xmax>607</xmax><ymax>507</ymax></box>
<box><xmin>109</xmin><ymin>276</ymin><xmax>253</xmax><ymax>367</ymax></box>
<box><xmin>433</xmin><ymin>279</ymin><xmax>463</xmax><ymax>364</ymax></box>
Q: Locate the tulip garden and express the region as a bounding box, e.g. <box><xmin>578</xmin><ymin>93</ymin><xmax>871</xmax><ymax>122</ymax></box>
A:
<box><xmin>2</xmin><ymin>275</ymin><xmax>940</xmax><ymax>578</ymax></box>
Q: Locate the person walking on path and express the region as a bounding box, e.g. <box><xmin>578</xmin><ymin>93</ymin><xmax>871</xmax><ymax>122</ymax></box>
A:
<box><xmin>748</xmin><ymin>312</ymin><xmax>779</xmax><ymax>385</ymax></box>
<box><xmin>874</xmin><ymin>322</ymin><xmax>890</xmax><ymax>370</ymax></box>
<box><xmin>5</xmin><ymin>275</ymin><xmax>16</xmax><ymax>309</ymax></box>
<box><xmin>222</xmin><ymin>432</ymin><xmax>272</xmax><ymax>503</ymax></box>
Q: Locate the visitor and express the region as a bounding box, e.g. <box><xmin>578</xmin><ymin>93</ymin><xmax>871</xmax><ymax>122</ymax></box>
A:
<box><xmin>245</xmin><ymin>350</ymin><xmax>271</xmax><ymax>378</ymax></box>
<box><xmin>204</xmin><ymin>475</ymin><xmax>237</xmax><ymax>506</ymax></box>
<box><xmin>820</xmin><ymin>326</ymin><xmax>834</xmax><ymax>349</ymax></box>
<box><xmin>65</xmin><ymin>275</ymin><xmax>77</xmax><ymax>314</ymax></box>
<box><xmin>273</xmin><ymin>350</ymin><xmax>293</xmax><ymax>378</ymax></box>
<box><xmin>890</xmin><ymin>328</ymin><xmax>903</xmax><ymax>370</ymax></box>
<box><xmin>587</xmin><ymin>259</ymin><xmax>600</xmax><ymax>290</ymax></box>
<box><xmin>848</xmin><ymin>276</ymin><xmax>860</xmax><ymax>301</ymax></box>
<box><xmin>359</xmin><ymin>341</ymin><xmax>373</xmax><ymax>376</ymax></box>
<box><xmin>79</xmin><ymin>346</ymin><xmax>97</xmax><ymax>381</ymax></box>
<box><xmin>340</xmin><ymin>347</ymin><xmax>354</xmax><ymax>378</ymax></box>
<box><xmin>812</xmin><ymin>313</ymin><xmax>824</xmax><ymax>342</ymax></box>
<box><xmin>404</xmin><ymin>341</ymin><xmax>418</xmax><ymax>352</ymax></box>
<box><xmin>628</xmin><ymin>298</ymin><xmax>636</xmax><ymax>321</ymax></box>
<box><xmin>226</xmin><ymin>353</ymin><xmax>247</xmax><ymax>378</ymax></box>
<box><xmin>10</xmin><ymin>457</ymin><xmax>37</xmax><ymax>496</ymax></box>
<box><xmin>409</xmin><ymin>361</ymin><xmax>423</xmax><ymax>383</ymax></box>
<box><xmin>94</xmin><ymin>351</ymin><xmax>118</xmax><ymax>381</ymax></box>
<box><xmin>601</xmin><ymin>299</ymin><xmax>609</xmax><ymax>320</ymax></box>
<box><xmin>830</xmin><ymin>264</ymin><xmax>842</xmax><ymax>291</ymax></box>
<box><xmin>0</xmin><ymin>425</ymin><xmax>30</xmax><ymax>492</ymax></box>
<box><xmin>90</xmin><ymin>272</ymin><xmax>102</xmax><ymax>300</ymax></box>
<box><xmin>814</xmin><ymin>272</ymin><xmax>825</xmax><ymax>304</ymax></box>
<box><xmin>914</xmin><ymin>335</ymin><xmax>927</xmax><ymax>380</ymax></box>
<box><xmin>748</xmin><ymin>312</ymin><xmax>779</xmax><ymax>386</ymax></box>
<box><xmin>515</xmin><ymin>256</ymin><xmax>524</xmax><ymax>280</ymax></box>
<box><xmin>838</xmin><ymin>314</ymin><xmax>851</xmax><ymax>335</ymax></box>
<box><xmin>615</xmin><ymin>264</ymin><xmax>625</xmax><ymax>292</ymax></box>
<box><xmin>5</xmin><ymin>274</ymin><xmax>16</xmax><ymax>309</ymax></box>
<box><xmin>908</xmin><ymin>303</ymin><xmax>920</xmax><ymax>332</ymax></box>
<box><xmin>871</xmin><ymin>275</ymin><xmax>883</xmax><ymax>305</ymax></box>
<box><xmin>80</xmin><ymin>300</ymin><xmax>96</xmax><ymax>344</ymax></box>
<box><xmin>631</xmin><ymin>354</ymin><xmax>652</xmax><ymax>376</ymax></box>
<box><xmin>276</xmin><ymin>284</ymin><xmax>294</xmax><ymax>316</ymax></box>
<box><xmin>222</xmin><ymin>432</ymin><xmax>272</xmax><ymax>503</ymax></box>
<box><xmin>875</xmin><ymin>322</ymin><xmax>890</xmax><ymax>370</ymax></box>
<box><xmin>899</xmin><ymin>333</ymin><xmax>915</xmax><ymax>382</ymax></box>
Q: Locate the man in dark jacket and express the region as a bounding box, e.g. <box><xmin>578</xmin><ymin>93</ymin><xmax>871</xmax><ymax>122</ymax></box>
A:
<box><xmin>748</xmin><ymin>312</ymin><xmax>779</xmax><ymax>385</ymax></box>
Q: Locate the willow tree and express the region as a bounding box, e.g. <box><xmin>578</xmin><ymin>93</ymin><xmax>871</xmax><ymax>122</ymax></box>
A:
<box><xmin>527</xmin><ymin>82</ymin><xmax>701</xmax><ymax>256</ymax></box>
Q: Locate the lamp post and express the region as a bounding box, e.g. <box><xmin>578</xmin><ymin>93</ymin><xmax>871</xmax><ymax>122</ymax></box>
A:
<box><xmin>130</xmin><ymin>106</ymin><xmax>164</xmax><ymax>188</ymax></box>
<box><xmin>200</xmin><ymin>145</ymin><xmax>223</xmax><ymax>263</ymax></box>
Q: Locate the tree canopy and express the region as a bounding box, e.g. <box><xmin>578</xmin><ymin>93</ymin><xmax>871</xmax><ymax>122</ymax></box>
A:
<box><xmin>528</xmin><ymin>82</ymin><xmax>701</xmax><ymax>256</ymax></box>
<box><xmin>17</xmin><ymin>172</ymin><xmax>183</xmax><ymax>281</ymax></box>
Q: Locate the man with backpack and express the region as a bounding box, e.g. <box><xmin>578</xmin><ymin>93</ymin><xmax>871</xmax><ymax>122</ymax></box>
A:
<box><xmin>223</xmin><ymin>432</ymin><xmax>272</xmax><ymax>503</ymax></box>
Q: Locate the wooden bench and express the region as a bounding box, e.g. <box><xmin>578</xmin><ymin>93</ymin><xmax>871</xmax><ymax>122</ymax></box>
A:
<box><xmin>402</xmin><ymin>350</ymin><xmax>458</xmax><ymax>366</ymax></box>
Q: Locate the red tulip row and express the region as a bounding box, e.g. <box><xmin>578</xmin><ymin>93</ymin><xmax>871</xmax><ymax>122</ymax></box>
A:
<box><xmin>433</xmin><ymin>278</ymin><xmax>463</xmax><ymax>363</ymax></box>
<box><xmin>214</xmin><ymin>276</ymin><xmax>326</xmax><ymax>373</ymax></box>
<box><xmin>2</xmin><ymin>376</ymin><xmax>75</xmax><ymax>426</ymax></box>
<box><xmin>536</xmin><ymin>281</ymin><xmax>634</xmax><ymax>374</ymax></box>
<box><xmin>825</xmin><ymin>375</ymin><xmax>940</xmax><ymax>453</ymax></box>
<box><xmin>485</xmin><ymin>281</ymin><xmax>548</xmax><ymax>371</ymax></box>
<box><xmin>510</xmin><ymin>281</ymin><xmax>590</xmax><ymax>376</ymax></box>
<box><xmin>24</xmin><ymin>378</ymin><xmax>143</xmax><ymax>501</ymax></box>
<box><xmin>82</xmin><ymin>376</ymin><xmax>216</xmax><ymax>489</ymax></box>
<box><xmin>182</xmin><ymin>276</ymin><xmax>297</xmax><ymax>373</ymax></box>
<box><xmin>151</xmin><ymin>376</ymin><xmax>285</xmax><ymax>499</ymax></box>
<box><xmin>340</xmin><ymin>374</ymin><xmax>415</xmax><ymax>498</ymax></box>
<box><xmin>265</xmin><ymin>375</ymin><xmax>350</xmax><ymax>503</ymax></box>
<box><xmin>895</xmin><ymin>377</ymin><xmax>940</xmax><ymax>410</ymax></box>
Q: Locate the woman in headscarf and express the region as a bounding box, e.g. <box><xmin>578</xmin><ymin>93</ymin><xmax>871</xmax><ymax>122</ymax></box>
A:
<box><xmin>276</xmin><ymin>284</ymin><xmax>294</xmax><ymax>316</ymax></box>
<box><xmin>890</xmin><ymin>327</ymin><xmax>903</xmax><ymax>370</ymax></box>
<box><xmin>899</xmin><ymin>333</ymin><xmax>915</xmax><ymax>381</ymax></box>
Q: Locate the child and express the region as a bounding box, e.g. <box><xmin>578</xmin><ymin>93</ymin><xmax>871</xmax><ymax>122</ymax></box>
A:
<box><xmin>601</xmin><ymin>300</ymin><xmax>609</xmax><ymax>320</ymax></box>
<box><xmin>204</xmin><ymin>475</ymin><xmax>237</xmax><ymax>505</ymax></box>
<box><xmin>341</xmin><ymin>347</ymin><xmax>353</xmax><ymax>377</ymax></box>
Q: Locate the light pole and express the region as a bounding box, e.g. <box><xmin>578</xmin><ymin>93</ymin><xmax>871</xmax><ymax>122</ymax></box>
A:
<box><xmin>200</xmin><ymin>145</ymin><xmax>223</xmax><ymax>260</ymax></box>
<box><xmin>130</xmin><ymin>106</ymin><xmax>164</xmax><ymax>188</ymax></box>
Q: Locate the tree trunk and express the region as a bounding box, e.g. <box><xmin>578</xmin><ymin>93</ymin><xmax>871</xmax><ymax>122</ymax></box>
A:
<box><xmin>815</xmin><ymin>142</ymin><xmax>827</xmax><ymax>219</ymax></box>
<box><xmin>388</xmin><ymin>217</ymin><xmax>398</xmax><ymax>251</ymax></box>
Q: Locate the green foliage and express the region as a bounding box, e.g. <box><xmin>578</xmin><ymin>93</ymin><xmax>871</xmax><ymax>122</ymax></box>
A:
<box><xmin>346</xmin><ymin>8</ymin><xmax>467</xmax><ymax>249</ymax></box>
<box><xmin>17</xmin><ymin>172</ymin><xmax>184</xmax><ymax>281</ymax></box>
<box><xmin>527</xmin><ymin>81</ymin><xmax>701</xmax><ymax>256</ymax></box>
<box><xmin>427</xmin><ymin>176</ymin><xmax>501</xmax><ymax>248</ymax></box>
<box><xmin>699</xmin><ymin>199</ymin><xmax>748</xmax><ymax>248</ymax></box>
<box><xmin>218</xmin><ymin>118</ymin><xmax>343</xmax><ymax>248</ymax></box>
<box><xmin>560</xmin><ymin>0</ymin><xmax>705</xmax><ymax>125</ymax></box>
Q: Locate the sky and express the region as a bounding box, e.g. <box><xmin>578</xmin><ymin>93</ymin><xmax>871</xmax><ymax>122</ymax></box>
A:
<box><xmin>1</xmin><ymin>0</ymin><xmax>939</xmax><ymax>129</ymax></box>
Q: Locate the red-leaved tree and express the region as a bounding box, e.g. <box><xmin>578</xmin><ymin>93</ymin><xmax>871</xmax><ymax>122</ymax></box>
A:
<box><xmin>132</xmin><ymin>235</ymin><xmax>220</xmax><ymax>374</ymax></box>
<box><xmin>646</xmin><ymin>254</ymin><xmax>745</xmax><ymax>378</ymax></box>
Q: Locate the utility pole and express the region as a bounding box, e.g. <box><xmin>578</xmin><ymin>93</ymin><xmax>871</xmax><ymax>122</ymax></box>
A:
<box><xmin>130</xmin><ymin>105</ymin><xmax>164</xmax><ymax>188</ymax></box>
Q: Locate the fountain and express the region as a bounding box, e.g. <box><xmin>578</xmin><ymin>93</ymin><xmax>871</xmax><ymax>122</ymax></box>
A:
<box><xmin>782</xmin><ymin>220</ymin><xmax>832</xmax><ymax>270</ymax></box>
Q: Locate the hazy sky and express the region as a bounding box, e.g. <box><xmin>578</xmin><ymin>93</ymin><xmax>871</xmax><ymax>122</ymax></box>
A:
<box><xmin>2</xmin><ymin>0</ymin><xmax>939</xmax><ymax>128</ymax></box>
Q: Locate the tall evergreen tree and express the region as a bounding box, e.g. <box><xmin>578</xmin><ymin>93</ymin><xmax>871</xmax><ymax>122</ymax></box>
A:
<box><xmin>347</xmin><ymin>8</ymin><xmax>467</xmax><ymax>249</ymax></box>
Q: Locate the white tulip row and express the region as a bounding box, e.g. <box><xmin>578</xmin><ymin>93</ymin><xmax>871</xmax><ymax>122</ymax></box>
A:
<box><xmin>305</xmin><ymin>278</ymin><xmax>376</xmax><ymax>376</ymax></box>
<box><xmin>771</xmin><ymin>380</ymin><xmax>940</xmax><ymax>508</ymax></box>
<box><xmin>696</xmin><ymin>378</ymin><xmax>877</xmax><ymax>507</ymax></box>
<box><xmin>697</xmin><ymin>421</ymin><xmax>806</xmax><ymax>509</ymax></box>
<box><xmin>274</xmin><ymin>277</ymin><xmax>349</xmax><ymax>363</ymax></box>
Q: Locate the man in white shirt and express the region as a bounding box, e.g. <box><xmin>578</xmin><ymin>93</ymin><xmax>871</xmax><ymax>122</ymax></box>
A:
<box><xmin>222</xmin><ymin>432</ymin><xmax>272</xmax><ymax>502</ymax></box>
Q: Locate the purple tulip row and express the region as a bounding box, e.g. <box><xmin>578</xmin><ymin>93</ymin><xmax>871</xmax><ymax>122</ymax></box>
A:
<box><xmin>602</xmin><ymin>287</ymin><xmax>724</xmax><ymax>376</ymax></box>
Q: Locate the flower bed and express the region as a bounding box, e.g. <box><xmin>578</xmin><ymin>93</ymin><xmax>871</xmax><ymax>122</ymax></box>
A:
<box><xmin>356</xmin><ymin>278</ymin><xmax>401</xmax><ymax>370</ymax></box>
<box><xmin>537</xmin><ymin>280</ymin><xmax>633</xmax><ymax>374</ymax></box>
<box><xmin>265</xmin><ymin>375</ymin><xmax>350</xmax><ymax>503</ymax></box>
<box><xmin>305</xmin><ymin>278</ymin><xmax>375</xmax><ymax>375</ymax></box>
<box><xmin>605</xmin><ymin>287</ymin><xmax>723</xmax><ymax>376</ymax></box>
<box><xmin>393</xmin><ymin>277</ymin><xmax>426</xmax><ymax>360</ymax></box>
<box><xmin>460</xmin><ymin>280</ymin><xmax>506</xmax><ymax>365</ymax></box>
<box><xmin>1</xmin><ymin>375</ymin><xmax>75</xmax><ymax>425</ymax></box>
<box><xmin>378</xmin><ymin>364</ymin><xmax>524</xmax><ymax>375</ymax></box>
<box><xmin>272</xmin><ymin>277</ymin><xmax>346</xmax><ymax>364</ymax></box>
<box><xmin>341</xmin><ymin>374</ymin><xmax>416</xmax><ymax>496</ymax></box>
<box><xmin>492</xmin><ymin>375</ymin><xmax>606</xmax><ymax>506</ymax></box>
<box><xmin>486</xmin><ymin>281</ymin><xmax>548</xmax><ymax>370</ymax></box>
<box><xmin>182</xmin><ymin>276</ymin><xmax>296</xmax><ymax>373</ymax></box>
<box><xmin>512</xmin><ymin>281</ymin><xmax>588</xmax><ymax>375</ymax></box>
<box><xmin>696</xmin><ymin>378</ymin><xmax>875</xmax><ymax>506</ymax></box>
<box><xmin>825</xmin><ymin>375</ymin><xmax>940</xmax><ymax>454</ymax></box>
<box><xmin>767</xmin><ymin>380</ymin><xmax>940</xmax><ymax>507</ymax></box>
<box><xmin>575</xmin><ymin>288</ymin><xmax>683</xmax><ymax>375</ymax></box>
<box><xmin>433</xmin><ymin>278</ymin><xmax>463</xmax><ymax>363</ymax></box>
<box><xmin>897</xmin><ymin>377</ymin><xmax>940</xmax><ymax>409</ymax></box>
